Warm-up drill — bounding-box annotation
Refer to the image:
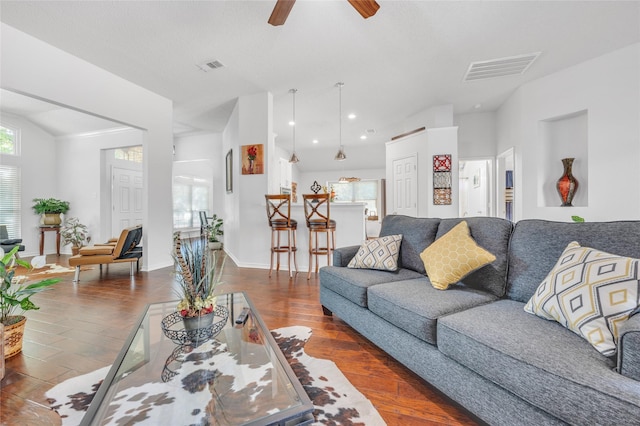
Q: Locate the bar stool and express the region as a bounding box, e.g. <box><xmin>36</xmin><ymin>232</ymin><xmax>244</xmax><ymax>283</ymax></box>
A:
<box><xmin>265</xmin><ymin>194</ymin><xmax>298</xmax><ymax>278</ymax></box>
<box><xmin>303</xmin><ymin>193</ymin><xmax>336</xmax><ymax>280</ymax></box>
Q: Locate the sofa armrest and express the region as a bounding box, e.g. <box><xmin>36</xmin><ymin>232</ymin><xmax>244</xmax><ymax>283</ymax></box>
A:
<box><xmin>617</xmin><ymin>312</ymin><xmax>640</xmax><ymax>380</ymax></box>
<box><xmin>333</xmin><ymin>245</ymin><xmax>360</xmax><ymax>267</ymax></box>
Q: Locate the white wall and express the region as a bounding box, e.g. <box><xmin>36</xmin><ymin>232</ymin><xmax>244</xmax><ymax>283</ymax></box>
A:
<box><xmin>496</xmin><ymin>42</ymin><xmax>640</xmax><ymax>221</ymax></box>
<box><xmin>1</xmin><ymin>23</ymin><xmax>174</xmax><ymax>270</ymax></box>
<box><xmin>174</xmin><ymin>132</ymin><xmax>224</xmax><ymax>221</ymax></box>
<box><xmin>0</xmin><ymin>113</ymin><xmax>58</xmax><ymax>256</ymax></box>
<box><xmin>403</xmin><ymin>104</ymin><xmax>454</xmax><ymax>133</ymax></box>
<box><xmin>57</xmin><ymin>128</ymin><xmax>144</xmax><ymax>253</ymax></box>
<box><xmin>385</xmin><ymin>127</ymin><xmax>459</xmax><ymax>218</ymax></box>
<box><xmin>455</xmin><ymin>111</ymin><xmax>497</xmax><ymax>159</ymax></box>
<box><xmin>297</xmin><ymin>168</ymin><xmax>385</xmax><ymax>203</ymax></box>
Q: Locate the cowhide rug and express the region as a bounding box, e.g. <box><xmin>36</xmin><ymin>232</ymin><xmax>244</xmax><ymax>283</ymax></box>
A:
<box><xmin>45</xmin><ymin>326</ymin><xmax>386</xmax><ymax>425</ymax></box>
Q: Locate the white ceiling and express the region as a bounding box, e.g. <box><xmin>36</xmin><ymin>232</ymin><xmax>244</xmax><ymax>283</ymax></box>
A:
<box><xmin>1</xmin><ymin>1</ymin><xmax>639</xmax><ymax>171</ymax></box>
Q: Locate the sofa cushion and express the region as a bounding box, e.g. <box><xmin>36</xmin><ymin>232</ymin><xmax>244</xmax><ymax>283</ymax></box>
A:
<box><xmin>379</xmin><ymin>215</ymin><xmax>440</xmax><ymax>275</ymax></box>
<box><xmin>421</xmin><ymin>221</ymin><xmax>496</xmax><ymax>290</ymax></box>
<box><xmin>368</xmin><ymin>278</ymin><xmax>497</xmax><ymax>345</ymax></box>
<box><xmin>436</xmin><ymin>217</ymin><xmax>512</xmax><ymax>297</ymax></box>
<box><xmin>0</xmin><ymin>238</ymin><xmax>22</xmax><ymax>245</ymax></box>
<box><xmin>78</xmin><ymin>246</ymin><xmax>114</xmax><ymax>255</ymax></box>
<box><xmin>318</xmin><ymin>266</ymin><xmax>424</xmax><ymax>308</ymax></box>
<box><xmin>348</xmin><ymin>234</ymin><xmax>402</xmax><ymax>271</ymax></box>
<box><xmin>507</xmin><ymin>219</ymin><xmax>640</xmax><ymax>303</ymax></box>
<box><xmin>438</xmin><ymin>300</ymin><xmax>640</xmax><ymax>425</ymax></box>
<box><xmin>524</xmin><ymin>241</ymin><xmax>640</xmax><ymax>357</ymax></box>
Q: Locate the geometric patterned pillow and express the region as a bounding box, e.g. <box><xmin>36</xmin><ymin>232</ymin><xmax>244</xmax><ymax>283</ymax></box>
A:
<box><xmin>524</xmin><ymin>241</ymin><xmax>640</xmax><ymax>357</ymax></box>
<box><xmin>348</xmin><ymin>234</ymin><xmax>403</xmax><ymax>272</ymax></box>
<box><xmin>420</xmin><ymin>220</ymin><xmax>496</xmax><ymax>290</ymax></box>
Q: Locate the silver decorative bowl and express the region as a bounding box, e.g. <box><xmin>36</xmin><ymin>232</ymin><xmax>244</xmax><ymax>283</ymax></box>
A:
<box><xmin>161</xmin><ymin>305</ymin><xmax>229</xmax><ymax>346</ymax></box>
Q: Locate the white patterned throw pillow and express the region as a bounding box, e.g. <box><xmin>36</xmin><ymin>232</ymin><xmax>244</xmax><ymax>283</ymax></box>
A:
<box><xmin>348</xmin><ymin>234</ymin><xmax>403</xmax><ymax>272</ymax></box>
<box><xmin>524</xmin><ymin>241</ymin><xmax>640</xmax><ymax>357</ymax></box>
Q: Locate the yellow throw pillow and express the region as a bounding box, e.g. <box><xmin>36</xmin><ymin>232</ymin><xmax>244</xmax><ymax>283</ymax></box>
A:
<box><xmin>420</xmin><ymin>221</ymin><xmax>496</xmax><ymax>290</ymax></box>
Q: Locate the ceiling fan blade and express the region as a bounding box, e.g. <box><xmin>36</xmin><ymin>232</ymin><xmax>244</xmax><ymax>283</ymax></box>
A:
<box><xmin>347</xmin><ymin>0</ymin><xmax>380</xmax><ymax>19</ymax></box>
<box><xmin>268</xmin><ymin>0</ymin><xmax>296</xmax><ymax>26</ymax></box>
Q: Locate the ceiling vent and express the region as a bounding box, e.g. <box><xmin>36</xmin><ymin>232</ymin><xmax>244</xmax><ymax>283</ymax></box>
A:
<box><xmin>464</xmin><ymin>52</ymin><xmax>540</xmax><ymax>82</ymax></box>
<box><xmin>197</xmin><ymin>59</ymin><xmax>225</xmax><ymax>72</ymax></box>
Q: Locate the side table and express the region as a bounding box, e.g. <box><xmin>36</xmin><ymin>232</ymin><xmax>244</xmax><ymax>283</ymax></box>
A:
<box><xmin>39</xmin><ymin>226</ymin><xmax>61</xmax><ymax>256</ymax></box>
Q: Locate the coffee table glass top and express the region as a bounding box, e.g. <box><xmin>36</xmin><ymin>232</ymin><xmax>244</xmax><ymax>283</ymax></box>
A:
<box><xmin>81</xmin><ymin>292</ymin><xmax>313</xmax><ymax>425</ymax></box>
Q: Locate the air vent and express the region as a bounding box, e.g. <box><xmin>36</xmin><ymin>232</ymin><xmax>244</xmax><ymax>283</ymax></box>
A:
<box><xmin>197</xmin><ymin>59</ymin><xmax>225</xmax><ymax>72</ymax></box>
<box><xmin>464</xmin><ymin>52</ymin><xmax>540</xmax><ymax>81</ymax></box>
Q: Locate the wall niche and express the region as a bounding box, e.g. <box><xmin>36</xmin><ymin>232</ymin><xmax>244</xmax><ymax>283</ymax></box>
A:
<box><xmin>537</xmin><ymin>110</ymin><xmax>588</xmax><ymax>207</ymax></box>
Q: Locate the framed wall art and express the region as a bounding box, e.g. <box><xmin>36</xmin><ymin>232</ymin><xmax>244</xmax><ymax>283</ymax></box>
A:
<box><xmin>225</xmin><ymin>149</ymin><xmax>233</xmax><ymax>193</ymax></box>
<box><xmin>241</xmin><ymin>144</ymin><xmax>264</xmax><ymax>175</ymax></box>
<box><xmin>433</xmin><ymin>154</ymin><xmax>452</xmax><ymax>205</ymax></box>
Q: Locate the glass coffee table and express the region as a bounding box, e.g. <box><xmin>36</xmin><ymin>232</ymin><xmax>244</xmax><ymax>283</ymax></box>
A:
<box><xmin>81</xmin><ymin>292</ymin><xmax>313</xmax><ymax>425</ymax></box>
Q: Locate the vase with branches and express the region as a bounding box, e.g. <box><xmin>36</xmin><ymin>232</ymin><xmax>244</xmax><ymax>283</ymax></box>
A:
<box><xmin>172</xmin><ymin>232</ymin><xmax>226</xmax><ymax>327</ymax></box>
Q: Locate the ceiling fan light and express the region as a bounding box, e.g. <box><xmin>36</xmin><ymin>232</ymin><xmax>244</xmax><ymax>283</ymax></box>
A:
<box><xmin>334</xmin><ymin>147</ymin><xmax>347</xmax><ymax>161</ymax></box>
<box><xmin>289</xmin><ymin>152</ymin><xmax>299</xmax><ymax>163</ymax></box>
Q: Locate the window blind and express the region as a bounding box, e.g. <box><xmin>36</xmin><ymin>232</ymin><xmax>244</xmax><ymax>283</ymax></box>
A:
<box><xmin>0</xmin><ymin>165</ymin><xmax>21</xmax><ymax>238</ymax></box>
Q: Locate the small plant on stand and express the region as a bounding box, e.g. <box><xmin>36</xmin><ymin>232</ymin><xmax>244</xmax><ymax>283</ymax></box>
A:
<box><xmin>31</xmin><ymin>198</ymin><xmax>70</xmax><ymax>226</ymax></box>
<box><xmin>206</xmin><ymin>215</ymin><xmax>224</xmax><ymax>250</ymax></box>
<box><xmin>60</xmin><ymin>217</ymin><xmax>90</xmax><ymax>255</ymax></box>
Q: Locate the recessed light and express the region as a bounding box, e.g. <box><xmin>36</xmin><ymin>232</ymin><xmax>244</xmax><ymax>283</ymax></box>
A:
<box><xmin>312</xmin><ymin>139</ymin><xmax>319</xmax><ymax>144</ymax></box>
<box><xmin>360</xmin><ymin>135</ymin><xmax>367</xmax><ymax>140</ymax></box>
<box><xmin>288</xmin><ymin>120</ymin><xmax>295</xmax><ymax>126</ymax></box>
<box><xmin>348</xmin><ymin>113</ymin><xmax>356</xmax><ymax>120</ymax></box>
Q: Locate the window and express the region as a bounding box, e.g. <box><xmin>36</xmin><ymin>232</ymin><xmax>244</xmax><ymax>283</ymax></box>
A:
<box><xmin>0</xmin><ymin>165</ymin><xmax>21</xmax><ymax>237</ymax></box>
<box><xmin>328</xmin><ymin>180</ymin><xmax>379</xmax><ymax>214</ymax></box>
<box><xmin>173</xmin><ymin>176</ymin><xmax>209</xmax><ymax>228</ymax></box>
<box><xmin>115</xmin><ymin>146</ymin><xmax>143</xmax><ymax>163</ymax></box>
<box><xmin>0</xmin><ymin>125</ymin><xmax>19</xmax><ymax>155</ymax></box>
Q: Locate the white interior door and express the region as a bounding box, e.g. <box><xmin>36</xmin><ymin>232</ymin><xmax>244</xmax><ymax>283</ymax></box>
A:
<box><xmin>112</xmin><ymin>166</ymin><xmax>144</xmax><ymax>235</ymax></box>
<box><xmin>392</xmin><ymin>155</ymin><xmax>417</xmax><ymax>217</ymax></box>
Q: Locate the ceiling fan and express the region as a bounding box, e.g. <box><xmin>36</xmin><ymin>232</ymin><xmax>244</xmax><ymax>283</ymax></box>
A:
<box><xmin>268</xmin><ymin>0</ymin><xmax>380</xmax><ymax>26</ymax></box>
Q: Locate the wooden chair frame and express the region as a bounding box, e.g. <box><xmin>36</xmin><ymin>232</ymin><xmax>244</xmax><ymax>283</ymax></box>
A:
<box><xmin>303</xmin><ymin>194</ymin><xmax>336</xmax><ymax>280</ymax></box>
<box><xmin>265</xmin><ymin>194</ymin><xmax>298</xmax><ymax>278</ymax></box>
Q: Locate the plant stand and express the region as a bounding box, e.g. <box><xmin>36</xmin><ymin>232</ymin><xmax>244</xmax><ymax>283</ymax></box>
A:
<box><xmin>3</xmin><ymin>316</ymin><xmax>26</xmax><ymax>359</ymax></box>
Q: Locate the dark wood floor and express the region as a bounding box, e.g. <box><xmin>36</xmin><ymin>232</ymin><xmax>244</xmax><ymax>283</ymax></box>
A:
<box><xmin>1</xmin><ymin>253</ymin><xmax>481</xmax><ymax>425</ymax></box>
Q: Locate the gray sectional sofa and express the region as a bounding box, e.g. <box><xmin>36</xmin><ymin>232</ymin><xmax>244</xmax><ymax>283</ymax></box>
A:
<box><xmin>319</xmin><ymin>215</ymin><xmax>640</xmax><ymax>425</ymax></box>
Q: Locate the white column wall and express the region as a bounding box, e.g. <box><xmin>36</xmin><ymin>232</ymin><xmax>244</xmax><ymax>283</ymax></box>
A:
<box><xmin>1</xmin><ymin>23</ymin><xmax>174</xmax><ymax>270</ymax></box>
<box><xmin>222</xmin><ymin>93</ymin><xmax>274</xmax><ymax>269</ymax></box>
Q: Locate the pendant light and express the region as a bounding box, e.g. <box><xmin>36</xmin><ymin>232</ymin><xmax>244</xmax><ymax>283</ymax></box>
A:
<box><xmin>288</xmin><ymin>88</ymin><xmax>299</xmax><ymax>163</ymax></box>
<box><xmin>334</xmin><ymin>82</ymin><xmax>347</xmax><ymax>161</ymax></box>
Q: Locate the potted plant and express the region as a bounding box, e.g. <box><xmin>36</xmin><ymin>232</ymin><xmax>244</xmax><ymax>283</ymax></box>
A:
<box><xmin>60</xmin><ymin>217</ymin><xmax>90</xmax><ymax>255</ymax></box>
<box><xmin>206</xmin><ymin>215</ymin><xmax>224</xmax><ymax>250</ymax></box>
<box><xmin>1</xmin><ymin>247</ymin><xmax>60</xmax><ymax>358</ymax></box>
<box><xmin>172</xmin><ymin>232</ymin><xmax>226</xmax><ymax>330</ymax></box>
<box><xmin>31</xmin><ymin>198</ymin><xmax>70</xmax><ymax>226</ymax></box>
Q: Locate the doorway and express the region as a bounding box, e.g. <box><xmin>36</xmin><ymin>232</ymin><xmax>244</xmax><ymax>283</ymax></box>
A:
<box><xmin>496</xmin><ymin>148</ymin><xmax>515</xmax><ymax>221</ymax></box>
<box><xmin>458</xmin><ymin>158</ymin><xmax>493</xmax><ymax>218</ymax></box>
<box><xmin>391</xmin><ymin>155</ymin><xmax>418</xmax><ymax>217</ymax></box>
